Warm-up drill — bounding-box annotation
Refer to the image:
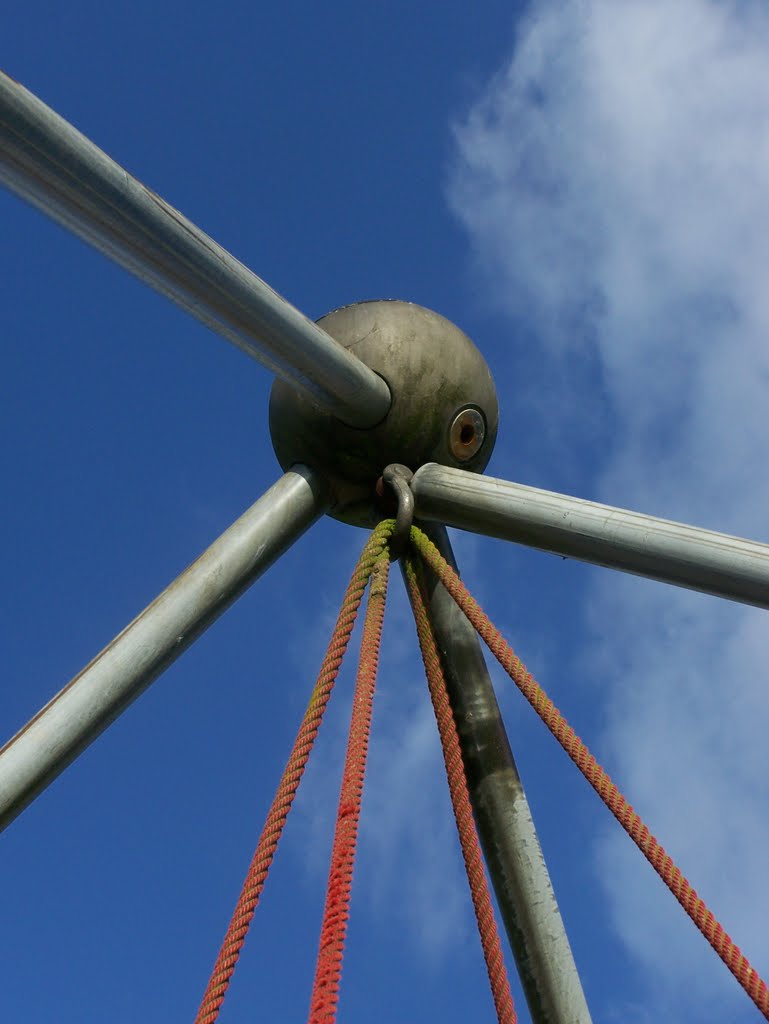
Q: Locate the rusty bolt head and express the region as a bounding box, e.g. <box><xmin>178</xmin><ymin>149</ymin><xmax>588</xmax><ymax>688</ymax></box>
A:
<box><xmin>449</xmin><ymin>407</ymin><xmax>485</xmax><ymax>462</ymax></box>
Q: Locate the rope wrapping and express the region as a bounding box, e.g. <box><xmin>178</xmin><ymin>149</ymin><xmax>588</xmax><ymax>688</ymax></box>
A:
<box><xmin>194</xmin><ymin>521</ymin><xmax>394</xmax><ymax>1024</ymax></box>
<box><xmin>409</xmin><ymin>524</ymin><xmax>769</xmax><ymax>1021</ymax></box>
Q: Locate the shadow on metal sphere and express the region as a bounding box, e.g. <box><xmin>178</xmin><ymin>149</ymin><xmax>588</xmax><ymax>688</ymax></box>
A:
<box><xmin>269</xmin><ymin>299</ymin><xmax>499</xmax><ymax>526</ymax></box>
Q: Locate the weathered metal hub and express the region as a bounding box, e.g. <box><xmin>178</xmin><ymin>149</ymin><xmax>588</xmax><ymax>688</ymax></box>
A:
<box><xmin>269</xmin><ymin>300</ymin><xmax>498</xmax><ymax>526</ymax></box>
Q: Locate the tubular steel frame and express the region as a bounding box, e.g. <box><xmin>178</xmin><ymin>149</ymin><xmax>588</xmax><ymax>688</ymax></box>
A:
<box><xmin>407</xmin><ymin>526</ymin><xmax>592</xmax><ymax>1024</ymax></box>
<box><xmin>4</xmin><ymin>73</ymin><xmax>769</xmax><ymax>1024</ymax></box>
<box><xmin>0</xmin><ymin>467</ymin><xmax>328</xmax><ymax>831</ymax></box>
<box><xmin>0</xmin><ymin>72</ymin><xmax>390</xmax><ymax>428</ymax></box>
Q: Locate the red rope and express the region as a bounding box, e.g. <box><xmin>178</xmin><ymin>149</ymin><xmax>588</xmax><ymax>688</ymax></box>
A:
<box><xmin>410</xmin><ymin>524</ymin><xmax>769</xmax><ymax>1020</ymax></box>
<box><xmin>194</xmin><ymin>522</ymin><xmax>393</xmax><ymax>1024</ymax></box>
<box><xmin>307</xmin><ymin>551</ymin><xmax>390</xmax><ymax>1023</ymax></box>
<box><xmin>403</xmin><ymin>553</ymin><xmax>517</xmax><ymax>1024</ymax></box>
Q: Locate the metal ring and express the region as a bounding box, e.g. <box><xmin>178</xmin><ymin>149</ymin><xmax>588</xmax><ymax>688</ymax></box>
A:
<box><xmin>381</xmin><ymin>464</ymin><xmax>414</xmax><ymax>557</ymax></box>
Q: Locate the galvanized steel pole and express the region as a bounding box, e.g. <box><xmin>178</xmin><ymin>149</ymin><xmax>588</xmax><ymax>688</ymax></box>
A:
<box><xmin>0</xmin><ymin>71</ymin><xmax>390</xmax><ymax>427</ymax></box>
<box><xmin>0</xmin><ymin>466</ymin><xmax>328</xmax><ymax>831</ymax></box>
<box><xmin>405</xmin><ymin>525</ymin><xmax>592</xmax><ymax>1024</ymax></box>
<box><xmin>412</xmin><ymin>464</ymin><xmax>769</xmax><ymax>609</ymax></box>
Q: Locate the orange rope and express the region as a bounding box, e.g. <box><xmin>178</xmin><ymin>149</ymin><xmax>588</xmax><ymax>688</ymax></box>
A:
<box><xmin>307</xmin><ymin>551</ymin><xmax>390</xmax><ymax>1023</ymax></box>
<box><xmin>403</xmin><ymin>553</ymin><xmax>517</xmax><ymax>1024</ymax></box>
<box><xmin>409</xmin><ymin>524</ymin><xmax>769</xmax><ymax>1020</ymax></box>
<box><xmin>194</xmin><ymin>521</ymin><xmax>393</xmax><ymax>1024</ymax></box>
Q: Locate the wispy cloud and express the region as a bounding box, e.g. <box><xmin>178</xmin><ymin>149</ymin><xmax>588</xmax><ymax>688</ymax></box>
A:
<box><xmin>449</xmin><ymin>0</ymin><xmax>769</xmax><ymax>1019</ymax></box>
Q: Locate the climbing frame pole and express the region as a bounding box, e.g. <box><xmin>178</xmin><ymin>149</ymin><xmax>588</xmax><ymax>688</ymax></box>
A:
<box><xmin>411</xmin><ymin>464</ymin><xmax>769</xmax><ymax>609</ymax></box>
<box><xmin>406</xmin><ymin>525</ymin><xmax>592</xmax><ymax>1024</ymax></box>
<box><xmin>0</xmin><ymin>71</ymin><xmax>390</xmax><ymax>427</ymax></box>
<box><xmin>0</xmin><ymin>466</ymin><xmax>328</xmax><ymax>832</ymax></box>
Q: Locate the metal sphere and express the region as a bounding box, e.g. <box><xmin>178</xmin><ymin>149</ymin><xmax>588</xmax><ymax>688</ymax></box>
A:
<box><xmin>269</xmin><ymin>300</ymin><xmax>499</xmax><ymax>526</ymax></box>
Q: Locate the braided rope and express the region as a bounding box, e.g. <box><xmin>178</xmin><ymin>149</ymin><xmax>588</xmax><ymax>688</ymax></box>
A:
<box><xmin>194</xmin><ymin>521</ymin><xmax>394</xmax><ymax>1024</ymax></box>
<box><xmin>308</xmin><ymin>551</ymin><xmax>391</xmax><ymax>1023</ymax></box>
<box><xmin>403</xmin><ymin>553</ymin><xmax>517</xmax><ymax>1024</ymax></box>
<box><xmin>410</xmin><ymin>524</ymin><xmax>769</xmax><ymax>1020</ymax></box>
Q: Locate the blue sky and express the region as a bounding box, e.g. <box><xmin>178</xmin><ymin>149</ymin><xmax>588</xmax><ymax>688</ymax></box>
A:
<box><xmin>3</xmin><ymin>2</ymin><xmax>769</xmax><ymax>1021</ymax></box>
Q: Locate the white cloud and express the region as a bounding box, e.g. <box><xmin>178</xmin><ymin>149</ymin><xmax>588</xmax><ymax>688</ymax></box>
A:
<box><xmin>449</xmin><ymin>0</ymin><xmax>769</xmax><ymax>1019</ymax></box>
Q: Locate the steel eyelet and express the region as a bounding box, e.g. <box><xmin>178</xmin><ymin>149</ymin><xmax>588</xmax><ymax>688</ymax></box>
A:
<box><xmin>380</xmin><ymin>464</ymin><xmax>414</xmax><ymax>558</ymax></box>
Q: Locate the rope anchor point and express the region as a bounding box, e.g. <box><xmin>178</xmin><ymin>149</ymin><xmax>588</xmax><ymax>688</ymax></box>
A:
<box><xmin>377</xmin><ymin>463</ymin><xmax>414</xmax><ymax>557</ymax></box>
